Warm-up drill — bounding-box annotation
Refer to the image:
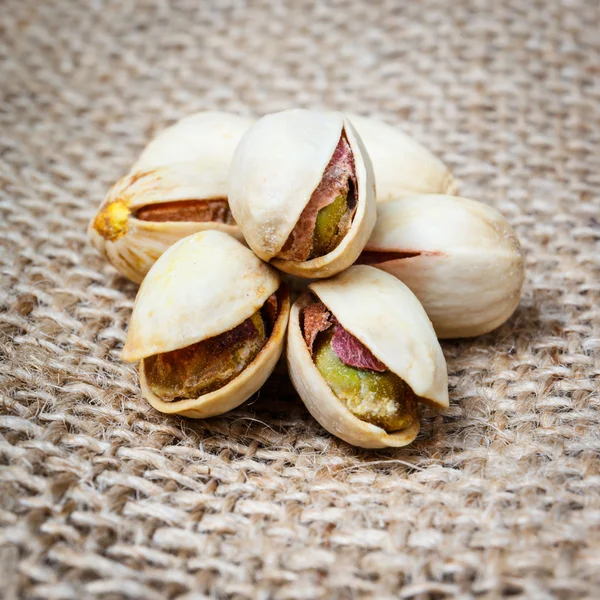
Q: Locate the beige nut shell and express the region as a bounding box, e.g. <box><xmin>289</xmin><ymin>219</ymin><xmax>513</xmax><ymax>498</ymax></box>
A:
<box><xmin>348</xmin><ymin>114</ymin><xmax>458</xmax><ymax>203</ymax></box>
<box><xmin>287</xmin><ymin>265</ymin><xmax>448</xmax><ymax>449</ymax></box>
<box><xmin>122</xmin><ymin>230</ymin><xmax>280</xmax><ymax>362</ymax></box>
<box><xmin>364</xmin><ymin>195</ymin><xmax>525</xmax><ymax>338</ymax></box>
<box><xmin>228</xmin><ymin>109</ymin><xmax>376</xmax><ymax>279</ymax></box>
<box><xmin>122</xmin><ymin>231</ymin><xmax>289</xmax><ymax>418</ymax></box>
<box><xmin>89</xmin><ymin>111</ymin><xmax>253</xmax><ymax>283</ymax></box>
<box><xmin>133</xmin><ymin>111</ymin><xmax>254</xmax><ymax>177</ymax></box>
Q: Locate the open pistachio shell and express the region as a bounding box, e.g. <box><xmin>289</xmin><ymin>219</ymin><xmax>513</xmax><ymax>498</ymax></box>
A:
<box><xmin>348</xmin><ymin>114</ymin><xmax>458</xmax><ymax>203</ymax></box>
<box><xmin>359</xmin><ymin>195</ymin><xmax>525</xmax><ymax>338</ymax></box>
<box><xmin>89</xmin><ymin>112</ymin><xmax>254</xmax><ymax>283</ymax></box>
<box><xmin>228</xmin><ymin>109</ymin><xmax>376</xmax><ymax>279</ymax></box>
<box><xmin>287</xmin><ymin>265</ymin><xmax>448</xmax><ymax>449</ymax></box>
<box><xmin>122</xmin><ymin>230</ymin><xmax>289</xmax><ymax>418</ymax></box>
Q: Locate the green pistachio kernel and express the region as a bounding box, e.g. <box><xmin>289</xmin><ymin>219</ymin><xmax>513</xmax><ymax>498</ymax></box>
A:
<box><xmin>311</xmin><ymin>194</ymin><xmax>348</xmax><ymax>258</ymax></box>
<box><xmin>145</xmin><ymin>311</ymin><xmax>266</xmax><ymax>401</ymax></box>
<box><xmin>313</xmin><ymin>330</ymin><xmax>418</xmax><ymax>432</ymax></box>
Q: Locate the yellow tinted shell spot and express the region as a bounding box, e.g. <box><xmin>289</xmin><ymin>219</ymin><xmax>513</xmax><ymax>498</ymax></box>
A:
<box><xmin>93</xmin><ymin>200</ymin><xmax>130</xmax><ymax>242</ymax></box>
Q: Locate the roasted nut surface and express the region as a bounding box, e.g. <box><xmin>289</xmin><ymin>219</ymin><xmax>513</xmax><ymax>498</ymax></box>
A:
<box><xmin>144</xmin><ymin>310</ymin><xmax>267</xmax><ymax>401</ymax></box>
<box><xmin>309</xmin><ymin>312</ymin><xmax>419</xmax><ymax>433</ymax></box>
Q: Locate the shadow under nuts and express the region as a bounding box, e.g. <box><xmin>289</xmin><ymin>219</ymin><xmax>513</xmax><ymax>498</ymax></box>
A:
<box><xmin>287</xmin><ymin>265</ymin><xmax>448</xmax><ymax>448</ymax></box>
<box><xmin>89</xmin><ymin>111</ymin><xmax>253</xmax><ymax>283</ymax></box>
<box><xmin>228</xmin><ymin>109</ymin><xmax>377</xmax><ymax>279</ymax></box>
<box><xmin>122</xmin><ymin>230</ymin><xmax>290</xmax><ymax>418</ymax></box>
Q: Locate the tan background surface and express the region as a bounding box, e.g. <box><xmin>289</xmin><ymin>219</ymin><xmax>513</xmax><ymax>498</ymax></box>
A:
<box><xmin>1</xmin><ymin>1</ymin><xmax>599</xmax><ymax>598</ymax></box>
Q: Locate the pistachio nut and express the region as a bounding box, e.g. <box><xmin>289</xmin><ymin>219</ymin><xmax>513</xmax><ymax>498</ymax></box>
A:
<box><xmin>122</xmin><ymin>230</ymin><xmax>290</xmax><ymax>417</ymax></box>
<box><xmin>358</xmin><ymin>195</ymin><xmax>525</xmax><ymax>338</ymax></box>
<box><xmin>228</xmin><ymin>109</ymin><xmax>376</xmax><ymax>279</ymax></box>
<box><xmin>287</xmin><ymin>265</ymin><xmax>448</xmax><ymax>448</ymax></box>
<box><xmin>348</xmin><ymin>114</ymin><xmax>458</xmax><ymax>203</ymax></box>
<box><xmin>89</xmin><ymin>111</ymin><xmax>254</xmax><ymax>283</ymax></box>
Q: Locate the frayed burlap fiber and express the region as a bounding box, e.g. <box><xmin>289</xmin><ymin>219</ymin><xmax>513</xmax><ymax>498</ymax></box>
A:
<box><xmin>1</xmin><ymin>1</ymin><xmax>599</xmax><ymax>598</ymax></box>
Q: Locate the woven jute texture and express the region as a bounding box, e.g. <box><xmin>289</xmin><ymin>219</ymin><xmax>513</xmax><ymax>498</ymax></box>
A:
<box><xmin>1</xmin><ymin>1</ymin><xmax>599</xmax><ymax>598</ymax></box>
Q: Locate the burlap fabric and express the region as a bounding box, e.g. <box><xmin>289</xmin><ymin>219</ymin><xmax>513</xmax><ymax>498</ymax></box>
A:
<box><xmin>1</xmin><ymin>1</ymin><xmax>599</xmax><ymax>598</ymax></box>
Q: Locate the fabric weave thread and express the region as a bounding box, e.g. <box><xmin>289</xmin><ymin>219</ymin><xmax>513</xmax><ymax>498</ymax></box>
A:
<box><xmin>1</xmin><ymin>0</ymin><xmax>599</xmax><ymax>598</ymax></box>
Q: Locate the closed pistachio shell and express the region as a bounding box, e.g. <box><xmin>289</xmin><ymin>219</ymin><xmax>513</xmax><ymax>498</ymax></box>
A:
<box><xmin>359</xmin><ymin>195</ymin><xmax>525</xmax><ymax>338</ymax></box>
<box><xmin>348</xmin><ymin>114</ymin><xmax>458</xmax><ymax>203</ymax></box>
<box><xmin>287</xmin><ymin>265</ymin><xmax>448</xmax><ymax>449</ymax></box>
<box><xmin>122</xmin><ymin>231</ymin><xmax>289</xmax><ymax>418</ymax></box>
<box><xmin>133</xmin><ymin>111</ymin><xmax>253</xmax><ymax>174</ymax></box>
<box><xmin>228</xmin><ymin>109</ymin><xmax>376</xmax><ymax>279</ymax></box>
<box><xmin>89</xmin><ymin>112</ymin><xmax>254</xmax><ymax>283</ymax></box>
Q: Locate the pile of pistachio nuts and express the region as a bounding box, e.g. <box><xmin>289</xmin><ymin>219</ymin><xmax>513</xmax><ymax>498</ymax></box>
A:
<box><xmin>89</xmin><ymin>109</ymin><xmax>524</xmax><ymax>449</ymax></box>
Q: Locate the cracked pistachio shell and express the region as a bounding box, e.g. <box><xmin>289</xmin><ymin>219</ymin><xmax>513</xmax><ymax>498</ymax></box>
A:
<box><xmin>122</xmin><ymin>231</ymin><xmax>289</xmax><ymax>418</ymax></box>
<box><xmin>287</xmin><ymin>265</ymin><xmax>448</xmax><ymax>449</ymax></box>
<box><xmin>228</xmin><ymin>109</ymin><xmax>376</xmax><ymax>279</ymax></box>
<box><xmin>89</xmin><ymin>112</ymin><xmax>254</xmax><ymax>283</ymax></box>
<box><xmin>348</xmin><ymin>114</ymin><xmax>458</xmax><ymax>203</ymax></box>
<box><xmin>363</xmin><ymin>195</ymin><xmax>525</xmax><ymax>338</ymax></box>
